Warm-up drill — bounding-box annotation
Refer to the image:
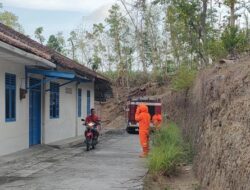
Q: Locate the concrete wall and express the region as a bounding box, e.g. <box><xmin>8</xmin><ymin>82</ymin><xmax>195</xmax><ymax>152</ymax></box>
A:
<box><xmin>0</xmin><ymin>57</ymin><xmax>95</xmax><ymax>155</ymax></box>
<box><xmin>0</xmin><ymin>59</ymin><xmax>29</xmax><ymax>156</ymax></box>
<box><xmin>42</xmin><ymin>80</ymin><xmax>95</xmax><ymax>144</ymax></box>
<box><xmin>76</xmin><ymin>83</ymin><xmax>95</xmax><ymax>136</ymax></box>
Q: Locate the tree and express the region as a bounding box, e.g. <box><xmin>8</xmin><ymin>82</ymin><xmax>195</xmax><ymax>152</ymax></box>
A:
<box><xmin>105</xmin><ymin>4</ymin><xmax>130</xmax><ymax>86</ymax></box>
<box><xmin>56</xmin><ymin>32</ymin><xmax>66</xmax><ymax>55</ymax></box>
<box><xmin>0</xmin><ymin>4</ymin><xmax>24</xmax><ymax>33</ymax></box>
<box><xmin>67</xmin><ymin>31</ymin><xmax>78</xmax><ymax>61</ymax></box>
<box><xmin>47</xmin><ymin>35</ymin><xmax>63</xmax><ymax>53</ymax></box>
<box><xmin>34</xmin><ymin>27</ymin><xmax>45</xmax><ymax>44</ymax></box>
<box><xmin>221</xmin><ymin>26</ymin><xmax>247</xmax><ymax>57</ymax></box>
<box><xmin>223</xmin><ymin>0</ymin><xmax>238</xmax><ymax>27</ymax></box>
<box><xmin>91</xmin><ymin>23</ymin><xmax>107</xmax><ymax>71</ymax></box>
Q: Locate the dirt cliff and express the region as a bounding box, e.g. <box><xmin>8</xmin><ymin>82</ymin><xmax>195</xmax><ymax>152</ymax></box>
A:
<box><xmin>163</xmin><ymin>57</ymin><xmax>250</xmax><ymax>189</ymax></box>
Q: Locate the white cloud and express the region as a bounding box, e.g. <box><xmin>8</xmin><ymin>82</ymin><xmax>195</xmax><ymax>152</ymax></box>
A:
<box><xmin>1</xmin><ymin>0</ymin><xmax>116</xmax><ymax>11</ymax></box>
<box><xmin>86</xmin><ymin>4</ymin><xmax>111</xmax><ymax>23</ymax></box>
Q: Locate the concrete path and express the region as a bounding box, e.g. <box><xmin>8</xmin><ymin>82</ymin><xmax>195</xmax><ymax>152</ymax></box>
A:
<box><xmin>0</xmin><ymin>132</ymin><xmax>147</xmax><ymax>190</ymax></box>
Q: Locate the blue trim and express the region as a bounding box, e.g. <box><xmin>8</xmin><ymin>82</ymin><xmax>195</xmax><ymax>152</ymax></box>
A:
<box><xmin>28</xmin><ymin>78</ymin><xmax>57</xmax><ymax>90</ymax></box>
<box><xmin>25</xmin><ymin>67</ymin><xmax>92</xmax><ymax>92</ymax></box>
<box><xmin>78</xmin><ymin>89</ymin><xmax>82</xmax><ymax>117</ymax></box>
<box><xmin>45</xmin><ymin>80</ymin><xmax>74</xmax><ymax>92</ymax></box>
<box><xmin>75</xmin><ymin>76</ymin><xmax>92</xmax><ymax>83</ymax></box>
<box><xmin>6</xmin><ymin>118</ymin><xmax>16</xmax><ymax>122</ymax></box>
<box><xmin>26</xmin><ymin>68</ymin><xmax>75</xmax><ymax>79</ymax></box>
<box><xmin>50</xmin><ymin>82</ymin><xmax>60</xmax><ymax>119</ymax></box>
<box><xmin>5</xmin><ymin>73</ymin><xmax>16</xmax><ymax>122</ymax></box>
<box><xmin>87</xmin><ymin>90</ymin><xmax>91</xmax><ymax>115</ymax></box>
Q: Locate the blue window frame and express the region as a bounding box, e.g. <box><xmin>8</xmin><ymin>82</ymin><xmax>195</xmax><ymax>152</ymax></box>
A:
<box><xmin>50</xmin><ymin>82</ymin><xmax>59</xmax><ymax>119</ymax></box>
<box><xmin>87</xmin><ymin>90</ymin><xmax>91</xmax><ymax>115</ymax></box>
<box><xmin>78</xmin><ymin>89</ymin><xmax>82</xmax><ymax>117</ymax></box>
<box><xmin>5</xmin><ymin>73</ymin><xmax>16</xmax><ymax>122</ymax></box>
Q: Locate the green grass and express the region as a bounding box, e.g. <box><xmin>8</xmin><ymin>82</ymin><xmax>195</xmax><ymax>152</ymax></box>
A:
<box><xmin>148</xmin><ymin>123</ymin><xmax>185</xmax><ymax>175</ymax></box>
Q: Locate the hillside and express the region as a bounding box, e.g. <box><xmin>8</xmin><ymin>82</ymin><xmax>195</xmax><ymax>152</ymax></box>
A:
<box><xmin>162</xmin><ymin>56</ymin><xmax>250</xmax><ymax>189</ymax></box>
<box><xmin>99</xmin><ymin>56</ymin><xmax>250</xmax><ymax>189</ymax></box>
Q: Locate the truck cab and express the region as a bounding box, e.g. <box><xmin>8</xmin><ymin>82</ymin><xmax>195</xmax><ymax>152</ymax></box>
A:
<box><xmin>126</xmin><ymin>97</ymin><xmax>162</xmax><ymax>134</ymax></box>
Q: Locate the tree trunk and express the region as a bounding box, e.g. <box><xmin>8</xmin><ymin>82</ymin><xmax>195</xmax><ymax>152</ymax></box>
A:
<box><xmin>200</xmin><ymin>0</ymin><xmax>208</xmax><ymax>41</ymax></box>
<box><xmin>70</xmin><ymin>39</ymin><xmax>75</xmax><ymax>60</ymax></box>
<box><xmin>230</xmin><ymin>2</ymin><xmax>236</xmax><ymax>27</ymax></box>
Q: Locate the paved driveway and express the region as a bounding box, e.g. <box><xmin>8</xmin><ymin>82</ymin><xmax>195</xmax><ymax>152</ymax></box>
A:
<box><xmin>0</xmin><ymin>132</ymin><xmax>147</xmax><ymax>190</ymax></box>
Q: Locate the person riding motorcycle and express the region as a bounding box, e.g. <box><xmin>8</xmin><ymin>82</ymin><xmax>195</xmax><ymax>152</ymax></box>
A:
<box><xmin>85</xmin><ymin>108</ymin><xmax>100</xmax><ymax>138</ymax></box>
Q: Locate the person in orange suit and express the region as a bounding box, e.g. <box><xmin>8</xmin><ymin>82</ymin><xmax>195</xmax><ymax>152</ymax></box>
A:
<box><xmin>152</xmin><ymin>110</ymin><xmax>162</xmax><ymax>130</ymax></box>
<box><xmin>135</xmin><ymin>104</ymin><xmax>151</xmax><ymax>158</ymax></box>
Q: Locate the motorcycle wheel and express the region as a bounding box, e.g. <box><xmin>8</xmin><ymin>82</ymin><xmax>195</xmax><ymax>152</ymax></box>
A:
<box><xmin>86</xmin><ymin>139</ymin><xmax>91</xmax><ymax>151</ymax></box>
<box><xmin>86</xmin><ymin>143</ymin><xmax>90</xmax><ymax>151</ymax></box>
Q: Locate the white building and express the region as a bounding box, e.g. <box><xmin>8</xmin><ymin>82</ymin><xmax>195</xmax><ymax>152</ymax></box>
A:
<box><xmin>0</xmin><ymin>23</ymin><xmax>110</xmax><ymax>156</ymax></box>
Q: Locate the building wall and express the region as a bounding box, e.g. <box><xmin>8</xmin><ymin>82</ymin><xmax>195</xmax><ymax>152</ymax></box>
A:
<box><xmin>0</xmin><ymin>60</ymin><xmax>29</xmax><ymax>156</ymax></box>
<box><xmin>43</xmin><ymin>80</ymin><xmax>95</xmax><ymax>144</ymax></box>
<box><xmin>0</xmin><ymin>59</ymin><xmax>95</xmax><ymax>155</ymax></box>
<box><xmin>76</xmin><ymin>83</ymin><xmax>95</xmax><ymax>136</ymax></box>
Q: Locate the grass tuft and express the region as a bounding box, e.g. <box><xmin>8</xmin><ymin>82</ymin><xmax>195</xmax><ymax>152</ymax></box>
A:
<box><xmin>148</xmin><ymin>123</ymin><xmax>185</xmax><ymax>175</ymax></box>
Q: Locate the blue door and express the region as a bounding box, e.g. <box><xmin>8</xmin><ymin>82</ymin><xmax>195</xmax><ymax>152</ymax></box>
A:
<box><xmin>87</xmin><ymin>90</ymin><xmax>91</xmax><ymax>115</ymax></box>
<box><xmin>29</xmin><ymin>78</ymin><xmax>41</xmax><ymax>146</ymax></box>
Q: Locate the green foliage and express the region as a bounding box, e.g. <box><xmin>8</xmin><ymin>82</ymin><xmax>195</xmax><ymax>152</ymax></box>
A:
<box><xmin>148</xmin><ymin>123</ymin><xmax>184</xmax><ymax>175</ymax></box>
<box><xmin>153</xmin><ymin>68</ymin><xmax>169</xmax><ymax>86</ymax></box>
<box><xmin>34</xmin><ymin>27</ymin><xmax>45</xmax><ymax>44</ymax></box>
<box><xmin>221</xmin><ymin>26</ymin><xmax>248</xmax><ymax>55</ymax></box>
<box><xmin>164</xmin><ymin>188</ymin><xmax>171</xmax><ymax>190</ymax></box>
<box><xmin>92</xmin><ymin>54</ymin><xmax>102</xmax><ymax>71</ymax></box>
<box><xmin>47</xmin><ymin>35</ymin><xmax>62</xmax><ymax>52</ymax></box>
<box><xmin>47</xmin><ymin>33</ymin><xmax>65</xmax><ymax>53</ymax></box>
<box><xmin>206</xmin><ymin>39</ymin><xmax>227</xmax><ymax>61</ymax></box>
<box><xmin>171</xmin><ymin>66</ymin><xmax>196</xmax><ymax>91</ymax></box>
<box><xmin>0</xmin><ymin>10</ymin><xmax>24</xmax><ymax>33</ymax></box>
<box><xmin>103</xmin><ymin>70</ymin><xmax>119</xmax><ymax>82</ymax></box>
<box><xmin>67</xmin><ymin>30</ymin><xmax>78</xmax><ymax>61</ymax></box>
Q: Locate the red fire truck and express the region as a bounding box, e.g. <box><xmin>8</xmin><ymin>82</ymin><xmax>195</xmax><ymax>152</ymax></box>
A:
<box><xmin>126</xmin><ymin>97</ymin><xmax>162</xmax><ymax>133</ymax></box>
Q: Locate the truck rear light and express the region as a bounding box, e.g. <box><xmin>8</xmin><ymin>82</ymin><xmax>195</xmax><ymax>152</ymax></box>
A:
<box><xmin>155</xmin><ymin>106</ymin><xmax>161</xmax><ymax>114</ymax></box>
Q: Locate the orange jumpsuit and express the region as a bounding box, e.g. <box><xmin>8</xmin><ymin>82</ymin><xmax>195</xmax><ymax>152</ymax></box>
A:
<box><xmin>135</xmin><ymin>104</ymin><xmax>151</xmax><ymax>157</ymax></box>
<box><xmin>152</xmin><ymin>113</ymin><xmax>162</xmax><ymax>130</ymax></box>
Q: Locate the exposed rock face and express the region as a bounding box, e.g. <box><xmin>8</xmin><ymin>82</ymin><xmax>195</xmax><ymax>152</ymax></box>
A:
<box><xmin>163</xmin><ymin>60</ymin><xmax>250</xmax><ymax>190</ymax></box>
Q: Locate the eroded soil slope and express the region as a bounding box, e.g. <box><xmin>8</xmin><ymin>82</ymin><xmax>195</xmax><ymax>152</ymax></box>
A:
<box><xmin>163</xmin><ymin>57</ymin><xmax>250</xmax><ymax>190</ymax></box>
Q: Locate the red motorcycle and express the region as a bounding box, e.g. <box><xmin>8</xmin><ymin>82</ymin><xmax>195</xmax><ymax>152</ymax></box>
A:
<box><xmin>82</xmin><ymin>119</ymin><xmax>101</xmax><ymax>151</ymax></box>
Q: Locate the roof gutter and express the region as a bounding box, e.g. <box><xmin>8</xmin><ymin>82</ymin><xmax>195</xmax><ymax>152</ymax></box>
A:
<box><xmin>0</xmin><ymin>41</ymin><xmax>56</xmax><ymax>68</ymax></box>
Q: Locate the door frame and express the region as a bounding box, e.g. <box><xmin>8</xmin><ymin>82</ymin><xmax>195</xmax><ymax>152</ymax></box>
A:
<box><xmin>29</xmin><ymin>77</ymin><xmax>42</xmax><ymax>147</ymax></box>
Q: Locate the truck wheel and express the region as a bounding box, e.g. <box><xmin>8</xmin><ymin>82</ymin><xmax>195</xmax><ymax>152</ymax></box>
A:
<box><xmin>127</xmin><ymin>127</ymin><xmax>137</xmax><ymax>134</ymax></box>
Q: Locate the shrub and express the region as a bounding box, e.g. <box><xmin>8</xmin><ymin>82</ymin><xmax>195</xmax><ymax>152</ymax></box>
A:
<box><xmin>148</xmin><ymin>123</ymin><xmax>185</xmax><ymax>175</ymax></box>
<box><xmin>171</xmin><ymin>65</ymin><xmax>196</xmax><ymax>91</ymax></box>
<box><xmin>221</xmin><ymin>26</ymin><xmax>248</xmax><ymax>56</ymax></box>
<box><xmin>207</xmin><ymin>39</ymin><xmax>227</xmax><ymax>61</ymax></box>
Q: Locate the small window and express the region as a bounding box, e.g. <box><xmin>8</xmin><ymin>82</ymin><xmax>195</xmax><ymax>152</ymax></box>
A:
<box><xmin>5</xmin><ymin>73</ymin><xmax>16</xmax><ymax>122</ymax></box>
<box><xmin>50</xmin><ymin>82</ymin><xmax>59</xmax><ymax>119</ymax></box>
<box><xmin>87</xmin><ymin>90</ymin><xmax>91</xmax><ymax>115</ymax></box>
<box><xmin>78</xmin><ymin>89</ymin><xmax>82</xmax><ymax>117</ymax></box>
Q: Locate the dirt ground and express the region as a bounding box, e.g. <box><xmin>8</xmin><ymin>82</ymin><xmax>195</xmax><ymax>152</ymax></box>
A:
<box><xmin>144</xmin><ymin>165</ymin><xmax>199</xmax><ymax>190</ymax></box>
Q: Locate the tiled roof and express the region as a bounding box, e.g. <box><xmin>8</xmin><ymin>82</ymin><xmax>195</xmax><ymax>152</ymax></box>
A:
<box><xmin>0</xmin><ymin>23</ymin><xmax>109</xmax><ymax>82</ymax></box>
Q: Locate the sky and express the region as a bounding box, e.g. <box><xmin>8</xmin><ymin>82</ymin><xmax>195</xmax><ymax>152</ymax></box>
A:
<box><xmin>1</xmin><ymin>0</ymin><xmax>117</xmax><ymax>39</ymax></box>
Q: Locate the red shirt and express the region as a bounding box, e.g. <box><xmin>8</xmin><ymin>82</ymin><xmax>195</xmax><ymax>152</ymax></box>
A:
<box><xmin>85</xmin><ymin>114</ymin><xmax>99</xmax><ymax>123</ymax></box>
